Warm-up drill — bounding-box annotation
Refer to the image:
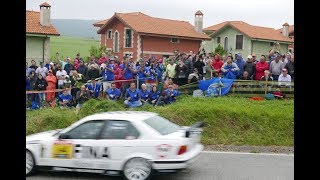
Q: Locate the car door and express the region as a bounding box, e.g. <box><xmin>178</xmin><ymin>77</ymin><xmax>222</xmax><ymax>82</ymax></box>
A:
<box><xmin>95</xmin><ymin>120</ymin><xmax>142</xmax><ymax>171</ymax></box>
<box><xmin>39</xmin><ymin>120</ymin><xmax>107</xmax><ymax>170</ymax></box>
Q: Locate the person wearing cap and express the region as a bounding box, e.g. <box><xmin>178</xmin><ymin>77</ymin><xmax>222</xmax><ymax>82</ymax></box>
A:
<box><xmin>269</xmin><ymin>54</ymin><xmax>284</xmax><ymax>81</ymax></box>
<box><xmin>234</xmin><ymin>53</ymin><xmax>245</xmax><ymax>78</ymax></box>
<box><xmin>64</xmin><ymin>57</ymin><xmax>73</xmax><ymax>75</ymax></box>
<box><xmin>45</xmin><ymin>70</ymin><xmax>57</xmax><ymax>106</ymax></box>
<box><xmin>124</xmin><ymin>82</ymin><xmax>142</xmax><ymax>108</ymax></box>
<box><xmin>243</xmin><ymin>55</ymin><xmax>256</xmax><ymax>79</ymax></box>
<box><xmin>255</xmin><ymin>55</ymin><xmax>269</xmax><ymax>80</ymax></box>
<box><xmin>87</xmin><ymin>78</ymin><xmax>102</xmax><ymax>98</ymax></box>
<box><xmin>278</xmin><ymin>68</ymin><xmax>291</xmax><ymax>87</ymax></box>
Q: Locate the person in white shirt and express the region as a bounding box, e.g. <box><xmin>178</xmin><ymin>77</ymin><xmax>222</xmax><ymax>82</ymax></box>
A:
<box><xmin>278</xmin><ymin>68</ymin><xmax>292</xmax><ymax>87</ymax></box>
<box><xmin>56</xmin><ymin>65</ymin><xmax>68</xmax><ymax>89</ymax></box>
<box><xmin>35</xmin><ymin>62</ymin><xmax>48</xmax><ymax>79</ymax></box>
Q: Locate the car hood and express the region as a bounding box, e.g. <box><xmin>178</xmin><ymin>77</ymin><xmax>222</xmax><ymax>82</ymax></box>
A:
<box><xmin>26</xmin><ymin>129</ymin><xmax>62</xmax><ymax>143</ymax></box>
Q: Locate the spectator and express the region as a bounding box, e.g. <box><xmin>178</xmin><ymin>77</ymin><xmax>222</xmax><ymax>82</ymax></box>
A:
<box><xmin>146</xmin><ymin>62</ymin><xmax>158</xmax><ymax>90</ymax></box>
<box><xmin>87</xmin><ymin>64</ymin><xmax>100</xmax><ymax>80</ymax></box>
<box><xmin>260</xmin><ymin>70</ymin><xmax>273</xmax><ymax>92</ymax></box>
<box><xmin>124</xmin><ymin>82</ymin><xmax>142</xmax><ymax>108</ymax></box>
<box><xmin>102</xmin><ymin>58</ymin><xmax>115</xmax><ymax>95</ymax></box>
<box><xmin>239</xmin><ymin>71</ymin><xmax>252</xmax><ymax>80</ymax></box>
<box><xmin>26</xmin><ymin>62</ymin><xmax>33</xmax><ymax>77</ymax></box>
<box><xmin>34</xmin><ymin>74</ymin><xmax>48</xmax><ymax>108</ymax></box>
<box><xmin>44</xmin><ymin>59</ymin><xmax>50</xmax><ymax>70</ymax></box>
<box><xmin>76</xmin><ymin>85</ymin><xmax>91</xmax><ymax>111</ymax></box>
<box><xmin>255</xmin><ymin>55</ymin><xmax>269</xmax><ymax>80</ymax></box>
<box><xmin>35</xmin><ymin>62</ymin><xmax>48</xmax><ymax>79</ymax></box>
<box><xmin>87</xmin><ymin>78</ymin><xmax>102</xmax><ymax>98</ymax></box>
<box><xmin>285</xmin><ymin>54</ymin><xmax>294</xmax><ymax>81</ymax></box>
<box><xmin>278</xmin><ymin>68</ymin><xmax>292</xmax><ymax>87</ymax></box>
<box><xmin>193</xmin><ymin>55</ymin><xmax>205</xmax><ymax>80</ymax></box>
<box><xmin>188</xmin><ymin>68</ymin><xmax>200</xmax><ymax>84</ymax></box>
<box><xmin>106</xmin><ymin>82</ymin><xmax>121</xmax><ymax>100</ymax></box>
<box><xmin>221</xmin><ymin>58</ymin><xmax>239</xmax><ymax>79</ymax></box>
<box><xmin>77</xmin><ymin>59</ymin><xmax>88</xmax><ymax>80</ymax></box>
<box><xmin>98</xmin><ymin>52</ymin><xmax>109</xmax><ymax>65</ymax></box>
<box><xmin>221</xmin><ymin>55</ymin><xmax>227</xmax><ymax>63</ymax></box>
<box><xmin>58</xmin><ymin>89</ymin><xmax>73</xmax><ymax>108</ymax></box>
<box><xmin>56</xmin><ymin>65</ymin><xmax>68</xmax><ymax>89</ymax></box>
<box><xmin>135</xmin><ymin>59</ymin><xmax>150</xmax><ymax>88</ymax></box>
<box><xmin>163</xmin><ymin>85</ymin><xmax>179</xmax><ymax>104</ymax></box>
<box><xmin>64</xmin><ymin>57</ymin><xmax>73</xmax><ymax>75</ymax></box>
<box><xmin>243</xmin><ymin>55</ymin><xmax>256</xmax><ymax>79</ymax></box>
<box><xmin>181</xmin><ymin>53</ymin><xmax>191</xmax><ymax>76</ymax></box>
<box><xmin>73</xmin><ymin>53</ymin><xmax>82</xmax><ymax>70</ymax></box>
<box><xmin>149</xmin><ymin>85</ymin><xmax>161</xmax><ymax>106</ymax></box>
<box><xmin>204</xmin><ymin>54</ymin><xmax>213</xmax><ymax>79</ymax></box>
<box><xmin>175</xmin><ymin>59</ymin><xmax>188</xmax><ymax>86</ymax></box>
<box><xmin>163</xmin><ymin>78</ymin><xmax>179</xmax><ymax>92</ymax></box>
<box><xmin>45</xmin><ymin>70</ymin><xmax>57</xmax><ymax>106</ymax></box>
<box><xmin>211</xmin><ymin>53</ymin><xmax>224</xmax><ymax>77</ymax></box>
<box><xmin>252</xmin><ymin>53</ymin><xmax>258</xmax><ymax>63</ymax></box>
<box><xmin>28</xmin><ymin>71</ymin><xmax>37</xmax><ymax>103</ymax></box>
<box><xmin>139</xmin><ymin>83</ymin><xmax>151</xmax><ymax>105</ymax></box>
<box><xmin>59</xmin><ymin>57</ymin><xmax>67</xmax><ymax>70</ymax></box>
<box><xmin>29</xmin><ymin>59</ymin><xmax>38</xmax><ymax>70</ymax></box>
<box><xmin>120</xmin><ymin>57</ymin><xmax>135</xmax><ymax>95</ymax></box>
<box><xmin>269</xmin><ymin>54</ymin><xmax>284</xmax><ymax>81</ymax></box>
<box><xmin>70</xmin><ymin>70</ymin><xmax>85</xmax><ymax>101</ymax></box>
<box><xmin>234</xmin><ymin>53</ymin><xmax>245</xmax><ymax>78</ymax></box>
<box><xmin>49</xmin><ymin>62</ymin><xmax>57</xmax><ymax>76</ymax></box>
<box><xmin>87</xmin><ymin>56</ymin><xmax>100</xmax><ymax>69</ymax></box>
<box><xmin>63</xmin><ymin>75</ymin><xmax>72</xmax><ymax>95</ymax></box>
<box><xmin>165</xmin><ymin>58</ymin><xmax>177</xmax><ymax>80</ymax></box>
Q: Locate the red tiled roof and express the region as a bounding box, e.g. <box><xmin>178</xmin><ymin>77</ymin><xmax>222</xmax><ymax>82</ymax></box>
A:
<box><xmin>203</xmin><ymin>21</ymin><xmax>230</xmax><ymax>32</ymax></box>
<box><xmin>40</xmin><ymin>2</ymin><xmax>51</xmax><ymax>7</ymax></box>
<box><xmin>206</xmin><ymin>21</ymin><xmax>293</xmax><ymax>43</ymax></box>
<box><xmin>278</xmin><ymin>25</ymin><xmax>294</xmax><ymax>34</ymax></box>
<box><xmin>195</xmin><ymin>10</ymin><xmax>203</xmax><ymax>15</ymax></box>
<box><xmin>97</xmin><ymin>12</ymin><xmax>210</xmax><ymax>40</ymax></box>
<box><xmin>93</xmin><ymin>19</ymin><xmax>109</xmax><ymax>27</ymax></box>
<box><xmin>26</xmin><ymin>10</ymin><xmax>59</xmax><ymax>36</ymax></box>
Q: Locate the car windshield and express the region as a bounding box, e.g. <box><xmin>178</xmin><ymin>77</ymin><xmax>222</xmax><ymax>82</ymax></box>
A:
<box><xmin>143</xmin><ymin>115</ymin><xmax>180</xmax><ymax>135</ymax></box>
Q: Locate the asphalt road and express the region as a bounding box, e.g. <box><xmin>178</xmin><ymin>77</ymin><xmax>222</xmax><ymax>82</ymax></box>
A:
<box><xmin>27</xmin><ymin>151</ymin><xmax>294</xmax><ymax>180</ymax></box>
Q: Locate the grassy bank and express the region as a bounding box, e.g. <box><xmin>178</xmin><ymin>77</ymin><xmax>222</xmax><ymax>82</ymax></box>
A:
<box><xmin>50</xmin><ymin>36</ymin><xmax>100</xmax><ymax>60</ymax></box>
<box><xmin>26</xmin><ymin>96</ymin><xmax>294</xmax><ymax>146</ymax></box>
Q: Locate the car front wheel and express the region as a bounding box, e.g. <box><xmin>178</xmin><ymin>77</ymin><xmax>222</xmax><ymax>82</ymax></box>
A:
<box><xmin>26</xmin><ymin>150</ymin><xmax>35</xmax><ymax>176</ymax></box>
<box><xmin>123</xmin><ymin>157</ymin><xmax>152</xmax><ymax>180</ymax></box>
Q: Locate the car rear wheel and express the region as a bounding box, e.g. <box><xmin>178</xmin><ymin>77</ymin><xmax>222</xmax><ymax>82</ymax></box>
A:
<box><xmin>26</xmin><ymin>150</ymin><xmax>35</xmax><ymax>176</ymax></box>
<box><xmin>123</xmin><ymin>157</ymin><xmax>152</xmax><ymax>180</ymax></box>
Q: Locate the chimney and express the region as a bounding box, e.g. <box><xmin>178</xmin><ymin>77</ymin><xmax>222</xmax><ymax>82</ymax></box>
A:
<box><xmin>194</xmin><ymin>10</ymin><xmax>203</xmax><ymax>33</ymax></box>
<box><xmin>39</xmin><ymin>2</ymin><xmax>51</xmax><ymax>27</ymax></box>
<box><xmin>282</xmin><ymin>22</ymin><xmax>289</xmax><ymax>37</ymax></box>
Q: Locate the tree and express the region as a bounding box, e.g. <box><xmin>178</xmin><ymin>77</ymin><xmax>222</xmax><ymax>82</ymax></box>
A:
<box><xmin>214</xmin><ymin>44</ymin><xmax>227</xmax><ymax>56</ymax></box>
<box><xmin>88</xmin><ymin>45</ymin><xmax>107</xmax><ymax>62</ymax></box>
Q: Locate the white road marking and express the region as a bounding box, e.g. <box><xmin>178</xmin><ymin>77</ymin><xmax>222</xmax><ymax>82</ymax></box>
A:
<box><xmin>201</xmin><ymin>151</ymin><xmax>294</xmax><ymax>156</ymax></box>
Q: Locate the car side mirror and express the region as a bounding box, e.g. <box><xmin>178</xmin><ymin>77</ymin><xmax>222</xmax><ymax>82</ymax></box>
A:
<box><xmin>58</xmin><ymin>133</ymin><xmax>70</xmax><ymax>139</ymax></box>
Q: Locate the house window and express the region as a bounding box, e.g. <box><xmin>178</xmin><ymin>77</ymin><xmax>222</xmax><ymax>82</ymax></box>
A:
<box><xmin>224</xmin><ymin>37</ymin><xmax>228</xmax><ymax>51</ymax></box>
<box><xmin>216</xmin><ymin>37</ymin><xmax>221</xmax><ymax>43</ymax></box>
<box><xmin>170</xmin><ymin>38</ymin><xmax>179</xmax><ymax>43</ymax></box>
<box><xmin>125</xmin><ymin>29</ymin><xmax>133</xmax><ymax>48</ymax></box>
<box><xmin>235</xmin><ymin>35</ymin><xmax>243</xmax><ymax>49</ymax></box>
<box><xmin>270</xmin><ymin>42</ymin><xmax>274</xmax><ymax>46</ymax></box>
<box><xmin>107</xmin><ymin>30</ymin><xmax>112</xmax><ymax>39</ymax></box>
<box><xmin>114</xmin><ymin>31</ymin><xmax>119</xmax><ymax>53</ymax></box>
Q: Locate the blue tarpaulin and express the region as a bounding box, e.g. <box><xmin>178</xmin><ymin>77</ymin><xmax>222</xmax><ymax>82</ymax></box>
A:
<box><xmin>198</xmin><ymin>77</ymin><xmax>234</xmax><ymax>96</ymax></box>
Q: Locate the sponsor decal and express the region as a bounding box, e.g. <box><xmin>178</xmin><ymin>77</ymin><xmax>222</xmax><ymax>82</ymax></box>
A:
<box><xmin>52</xmin><ymin>140</ymin><xmax>73</xmax><ymax>159</ymax></box>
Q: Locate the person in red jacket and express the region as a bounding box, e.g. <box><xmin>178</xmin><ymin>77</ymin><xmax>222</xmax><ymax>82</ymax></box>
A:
<box><xmin>98</xmin><ymin>52</ymin><xmax>109</xmax><ymax>65</ymax></box>
<box><xmin>45</xmin><ymin>70</ymin><xmax>57</xmax><ymax>106</ymax></box>
<box><xmin>211</xmin><ymin>53</ymin><xmax>224</xmax><ymax>77</ymax></box>
<box><xmin>255</xmin><ymin>55</ymin><xmax>269</xmax><ymax>80</ymax></box>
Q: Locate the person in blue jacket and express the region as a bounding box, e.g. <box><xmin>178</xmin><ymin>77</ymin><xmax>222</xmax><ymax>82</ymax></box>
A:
<box><xmin>149</xmin><ymin>85</ymin><xmax>161</xmax><ymax>106</ymax></box>
<box><xmin>124</xmin><ymin>82</ymin><xmax>142</xmax><ymax>108</ymax></box>
<box><xmin>58</xmin><ymin>89</ymin><xmax>73</xmax><ymax>108</ymax></box>
<box><xmin>163</xmin><ymin>85</ymin><xmax>179</xmax><ymax>104</ymax></box>
<box><xmin>106</xmin><ymin>82</ymin><xmax>121</xmax><ymax>100</ymax></box>
<box><xmin>139</xmin><ymin>83</ymin><xmax>151</xmax><ymax>105</ymax></box>
<box><xmin>86</xmin><ymin>78</ymin><xmax>101</xmax><ymax>98</ymax></box>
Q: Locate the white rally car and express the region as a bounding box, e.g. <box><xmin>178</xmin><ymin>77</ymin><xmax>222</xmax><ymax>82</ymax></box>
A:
<box><xmin>26</xmin><ymin>111</ymin><xmax>204</xmax><ymax>180</ymax></box>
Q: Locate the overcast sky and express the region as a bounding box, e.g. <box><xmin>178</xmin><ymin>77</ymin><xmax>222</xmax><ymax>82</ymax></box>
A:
<box><xmin>26</xmin><ymin>0</ymin><xmax>294</xmax><ymax>29</ymax></box>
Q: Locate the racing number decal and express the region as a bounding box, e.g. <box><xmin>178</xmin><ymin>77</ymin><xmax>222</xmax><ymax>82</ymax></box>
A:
<box><xmin>52</xmin><ymin>141</ymin><xmax>73</xmax><ymax>159</ymax></box>
<box><xmin>74</xmin><ymin>144</ymin><xmax>110</xmax><ymax>159</ymax></box>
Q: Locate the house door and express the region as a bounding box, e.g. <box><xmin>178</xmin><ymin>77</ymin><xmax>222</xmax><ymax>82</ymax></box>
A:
<box><xmin>224</xmin><ymin>37</ymin><xmax>228</xmax><ymax>51</ymax></box>
<box><xmin>114</xmin><ymin>32</ymin><xmax>119</xmax><ymax>53</ymax></box>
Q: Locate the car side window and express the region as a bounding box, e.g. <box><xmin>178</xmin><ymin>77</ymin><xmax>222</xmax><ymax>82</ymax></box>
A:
<box><xmin>100</xmin><ymin>120</ymin><xmax>140</xmax><ymax>139</ymax></box>
<box><xmin>65</xmin><ymin>120</ymin><xmax>105</xmax><ymax>139</ymax></box>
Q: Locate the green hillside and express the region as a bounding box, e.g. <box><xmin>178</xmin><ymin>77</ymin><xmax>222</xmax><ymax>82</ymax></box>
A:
<box><xmin>50</xmin><ymin>36</ymin><xmax>100</xmax><ymax>60</ymax></box>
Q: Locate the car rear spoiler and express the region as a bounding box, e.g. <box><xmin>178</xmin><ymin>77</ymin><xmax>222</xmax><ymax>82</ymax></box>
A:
<box><xmin>185</xmin><ymin>121</ymin><xmax>205</xmax><ymax>138</ymax></box>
